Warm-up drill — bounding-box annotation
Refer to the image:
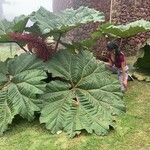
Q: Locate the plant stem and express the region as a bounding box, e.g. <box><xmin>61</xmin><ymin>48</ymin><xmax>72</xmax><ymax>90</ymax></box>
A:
<box><xmin>54</xmin><ymin>33</ymin><xmax>62</xmax><ymax>52</ymax></box>
<box><xmin>0</xmin><ymin>41</ymin><xmax>28</xmax><ymax>52</ymax></box>
<box><xmin>109</xmin><ymin>0</ymin><xmax>113</xmax><ymax>23</ymax></box>
<box><xmin>16</xmin><ymin>42</ymin><xmax>28</xmax><ymax>52</ymax></box>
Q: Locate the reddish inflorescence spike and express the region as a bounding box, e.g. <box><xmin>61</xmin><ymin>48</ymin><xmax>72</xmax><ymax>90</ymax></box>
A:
<box><xmin>9</xmin><ymin>32</ymin><xmax>56</xmax><ymax>61</ymax></box>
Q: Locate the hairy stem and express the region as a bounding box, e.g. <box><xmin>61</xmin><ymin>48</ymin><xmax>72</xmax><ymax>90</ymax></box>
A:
<box><xmin>54</xmin><ymin>33</ymin><xmax>62</xmax><ymax>52</ymax></box>
<box><xmin>16</xmin><ymin>42</ymin><xmax>28</xmax><ymax>52</ymax></box>
<box><xmin>0</xmin><ymin>41</ymin><xmax>28</xmax><ymax>52</ymax></box>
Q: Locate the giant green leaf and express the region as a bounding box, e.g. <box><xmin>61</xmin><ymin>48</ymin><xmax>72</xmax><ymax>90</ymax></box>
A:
<box><xmin>40</xmin><ymin>50</ymin><xmax>125</xmax><ymax>137</ymax></box>
<box><xmin>134</xmin><ymin>40</ymin><xmax>150</xmax><ymax>70</ymax></box>
<box><xmin>0</xmin><ymin>53</ymin><xmax>46</xmax><ymax>134</ymax></box>
<box><xmin>0</xmin><ymin>15</ymin><xmax>29</xmax><ymax>42</ymax></box>
<box><xmin>0</xmin><ymin>61</ymin><xmax>8</xmax><ymax>86</ymax></box>
<box><xmin>133</xmin><ymin>40</ymin><xmax>150</xmax><ymax>82</ymax></box>
<box><xmin>30</xmin><ymin>6</ymin><xmax>105</xmax><ymax>34</ymax></box>
<box><xmin>60</xmin><ymin>38</ymin><xmax>97</xmax><ymax>53</ymax></box>
<box><xmin>95</xmin><ymin>20</ymin><xmax>150</xmax><ymax>38</ymax></box>
<box><xmin>0</xmin><ymin>91</ymin><xmax>13</xmax><ymax>135</ymax></box>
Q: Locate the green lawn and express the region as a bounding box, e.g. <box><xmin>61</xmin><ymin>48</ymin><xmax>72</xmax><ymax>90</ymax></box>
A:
<box><xmin>0</xmin><ymin>48</ymin><xmax>150</xmax><ymax>150</ymax></box>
